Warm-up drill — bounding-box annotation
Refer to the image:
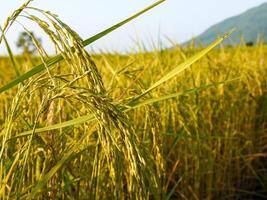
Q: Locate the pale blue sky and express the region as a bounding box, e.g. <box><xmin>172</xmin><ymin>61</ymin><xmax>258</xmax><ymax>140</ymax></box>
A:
<box><xmin>0</xmin><ymin>0</ymin><xmax>266</xmax><ymax>54</ymax></box>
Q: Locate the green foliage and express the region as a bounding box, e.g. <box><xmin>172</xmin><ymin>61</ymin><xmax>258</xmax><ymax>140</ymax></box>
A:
<box><xmin>186</xmin><ymin>2</ymin><xmax>267</xmax><ymax>46</ymax></box>
<box><xmin>16</xmin><ymin>31</ymin><xmax>41</xmax><ymax>55</ymax></box>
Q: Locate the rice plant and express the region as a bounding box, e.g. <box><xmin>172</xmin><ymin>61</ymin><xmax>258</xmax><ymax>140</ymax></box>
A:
<box><xmin>0</xmin><ymin>0</ymin><xmax>266</xmax><ymax>199</ymax></box>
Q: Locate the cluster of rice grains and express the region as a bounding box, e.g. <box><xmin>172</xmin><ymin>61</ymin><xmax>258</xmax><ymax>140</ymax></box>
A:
<box><xmin>0</xmin><ymin>1</ymin><xmax>161</xmax><ymax>199</ymax></box>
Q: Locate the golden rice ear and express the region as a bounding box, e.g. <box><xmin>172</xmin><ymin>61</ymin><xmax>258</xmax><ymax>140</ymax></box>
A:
<box><xmin>1</xmin><ymin>1</ymin><xmax>167</xmax><ymax>199</ymax></box>
<box><xmin>0</xmin><ymin>0</ymin><xmax>32</xmax><ymax>42</ymax></box>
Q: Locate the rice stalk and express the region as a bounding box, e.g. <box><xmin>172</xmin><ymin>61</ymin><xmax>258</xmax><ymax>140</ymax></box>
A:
<box><xmin>0</xmin><ymin>2</ymin><xmax>162</xmax><ymax>199</ymax></box>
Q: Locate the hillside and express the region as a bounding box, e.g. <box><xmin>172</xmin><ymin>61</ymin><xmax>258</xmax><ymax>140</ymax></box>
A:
<box><xmin>186</xmin><ymin>2</ymin><xmax>267</xmax><ymax>46</ymax></box>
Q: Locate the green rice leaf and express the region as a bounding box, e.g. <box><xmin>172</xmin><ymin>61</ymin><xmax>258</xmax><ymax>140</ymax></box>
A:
<box><xmin>7</xmin><ymin>113</ymin><xmax>95</xmax><ymax>141</ymax></box>
<box><xmin>132</xmin><ymin>29</ymin><xmax>235</xmax><ymax>101</ymax></box>
<box><xmin>0</xmin><ymin>0</ymin><xmax>165</xmax><ymax>93</ymax></box>
<box><xmin>1</xmin><ymin>27</ymin><xmax>21</xmax><ymax>77</ymax></box>
<box><xmin>126</xmin><ymin>78</ymin><xmax>239</xmax><ymax>109</ymax></box>
<box><xmin>8</xmin><ymin>78</ymin><xmax>239</xmax><ymax>141</ymax></box>
<box><xmin>28</xmin><ymin>141</ymin><xmax>92</xmax><ymax>199</ymax></box>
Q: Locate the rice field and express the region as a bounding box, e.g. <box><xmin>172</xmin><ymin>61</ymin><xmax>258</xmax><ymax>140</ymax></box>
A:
<box><xmin>0</xmin><ymin>1</ymin><xmax>267</xmax><ymax>199</ymax></box>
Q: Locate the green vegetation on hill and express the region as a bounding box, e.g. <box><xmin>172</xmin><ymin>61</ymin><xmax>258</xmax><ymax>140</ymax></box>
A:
<box><xmin>187</xmin><ymin>2</ymin><xmax>267</xmax><ymax>46</ymax></box>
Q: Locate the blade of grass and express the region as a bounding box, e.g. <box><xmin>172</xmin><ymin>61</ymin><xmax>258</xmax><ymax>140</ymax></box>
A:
<box><xmin>126</xmin><ymin>77</ymin><xmax>239</xmax><ymax>109</ymax></box>
<box><xmin>28</xmin><ymin>144</ymin><xmax>90</xmax><ymax>199</ymax></box>
<box><xmin>0</xmin><ymin>0</ymin><xmax>166</xmax><ymax>93</ymax></box>
<box><xmin>0</xmin><ymin>152</ymin><xmax>20</xmax><ymax>197</ymax></box>
<box><xmin>131</xmin><ymin>29</ymin><xmax>235</xmax><ymax>102</ymax></box>
<box><xmin>7</xmin><ymin>113</ymin><xmax>95</xmax><ymax>141</ymax></box>
<box><xmin>28</xmin><ymin>125</ymin><xmax>97</xmax><ymax>199</ymax></box>
<box><xmin>164</xmin><ymin>175</ymin><xmax>183</xmax><ymax>200</ymax></box>
<box><xmin>1</xmin><ymin>27</ymin><xmax>21</xmax><ymax>77</ymax></box>
<box><xmin>7</xmin><ymin>78</ymin><xmax>239</xmax><ymax>141</ymax></box>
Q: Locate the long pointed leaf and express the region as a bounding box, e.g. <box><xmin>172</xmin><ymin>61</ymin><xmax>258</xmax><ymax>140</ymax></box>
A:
<box><xmin>7</xmin><ymin>78</ymin><xmax>239</xmax><ymax>141</ymax></box>
<box><xmin>132</xmin><ymin>29</ymin><xmax>235</xmax><ymax>101</ymax></box>
<box><xmin>0</xmin><ymin>0</ymin><xmax>165</xmax><ymax>93</ymax></box>
<box><xmin>28</xmin><ymin>133</ymin><xmax>95</xmax><ymax>199</ymax></box>
<box><xmin>1</xmin><ymin>27</ymin><xmax>21</xmax><ymax>77</ymax></box>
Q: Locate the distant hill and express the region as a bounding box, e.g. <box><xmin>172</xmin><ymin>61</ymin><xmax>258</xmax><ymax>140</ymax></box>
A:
<box><xmin>185</xmin><ymin>2</ymin><xmax>267</xmax><ymax>46</ymax></box>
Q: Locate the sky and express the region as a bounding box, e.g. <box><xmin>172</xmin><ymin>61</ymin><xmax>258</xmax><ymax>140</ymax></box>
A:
<box><xmin>0</xmin><ymin>0</ymin><xmax>266</xmax><ymax>54</ymax></box>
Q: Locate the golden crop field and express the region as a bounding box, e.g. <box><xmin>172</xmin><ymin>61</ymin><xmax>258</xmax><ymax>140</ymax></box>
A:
<box><xmin>0</xmin><ymin>1</ymin><xmax>267</xmax><ymax>199</ymax></box>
